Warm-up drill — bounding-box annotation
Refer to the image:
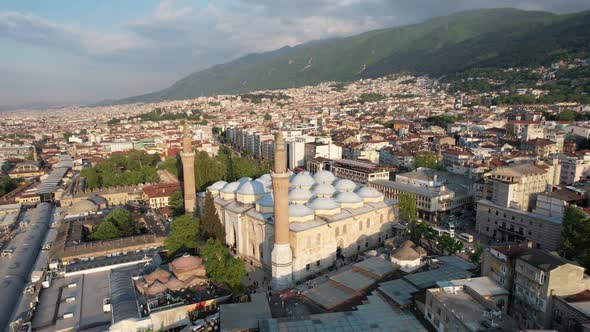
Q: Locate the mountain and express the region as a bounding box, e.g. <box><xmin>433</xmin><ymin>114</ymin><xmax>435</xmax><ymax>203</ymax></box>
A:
<box><xmin>117</xmin><ymin>8</ymin><xmax>590</xmax><ymax>104</ymax></box>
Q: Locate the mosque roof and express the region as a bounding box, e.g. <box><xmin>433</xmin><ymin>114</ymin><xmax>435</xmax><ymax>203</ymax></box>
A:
<box><xmin>256</xmin><ymin>193</ymin><xmax>274</xmax><ymax>207</ymax></box>
<box><xmin>312</xmin><ymin>183</ymin><xmax>337</xmax><ymax>197</ymax></box>
<box><xmin>335</xmin><ymin>191</ymin><xmax>363</xmax><ymax>204</ymax></box>
<box><xmin>313</xmin><ymin>170</ymin><xmax>336</xmax><ymax>184</ymax></box>
<box><xmin>237</xmin><ymin>180</ymin><xmax>266</xmax><ymax>195</ymax></box>
<box><xmin>221</xmin><ymin>181</ymin><xmax>241</xmax><ymax>193</ymax></box>
<box><xmin>288</xmin><ymin>204</ymin><xmax>315</xmax><ymax>218</ymax></box>
<box><xmin>289</xmin><ymin>187</ymin><xmax>314</xmax><ymax>202</ymax></box>
<box><xmin>208</xmin><ymin>181</ymin><xmax>228</xmax><ymax>191</ymax></box>
<box><xmin>307</xmin><ymin>197</ymin><xmax>340</xmax><ymax>210</ymax></box>
<box><xmin>334</xmin><ymin>179</ymin><xmax>357</xmax><ymax>192</ymax></box>
<box><xmin>290</xmin><ymin>172</ymin><xmax>316</xmax><ymax>188</ymax></box>
<box><xmin>356</xmin><ymin>186</ymin><xmax>384</xmax><ymax>198</ymax></box>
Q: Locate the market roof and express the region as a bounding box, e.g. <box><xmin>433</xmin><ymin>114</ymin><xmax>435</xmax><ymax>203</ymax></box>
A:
<box><xmin>220</xmin><ymin>293</ymin><xmax>272</xmax><ymax>332</ymax></box>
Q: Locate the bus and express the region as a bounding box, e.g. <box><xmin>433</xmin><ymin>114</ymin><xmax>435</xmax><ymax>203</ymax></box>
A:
<box><xmin>458</xmin><ymin>233</ymin><xmax>474</xmax><ymax>243</ymax></box>
<box><xmin>433</xmin><ymin>227</ymin><xmax>454</xmax><ymax>238</ymax></box>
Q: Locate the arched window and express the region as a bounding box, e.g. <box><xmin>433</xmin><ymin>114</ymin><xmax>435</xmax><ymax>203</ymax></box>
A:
<box><xmin>316</xmin><ymin>233</ymin><xmax>321</xmax><ymax>246</ymax></box>
<box><xmin>335</xmin><ymin>227</ymin><xmax>340</xmax><ymax>237</ymax></box>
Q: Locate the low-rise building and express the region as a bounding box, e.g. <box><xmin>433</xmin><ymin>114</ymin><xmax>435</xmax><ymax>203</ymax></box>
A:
<box><xmin>551</xmin><ymin>290</ymin><xmax>590</xmax><ymax>332</ymax></box>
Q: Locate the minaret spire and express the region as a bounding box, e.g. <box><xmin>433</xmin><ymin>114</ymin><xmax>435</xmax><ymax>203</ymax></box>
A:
<box><xmin>180</xmin><ymin>122</ymin><xmax>197</xmax><ymax>214</ymax></box>
<box><xmin>271</xmin><ymin>128</ymin><xmax>293</xmax><ymax>290</ymax></box>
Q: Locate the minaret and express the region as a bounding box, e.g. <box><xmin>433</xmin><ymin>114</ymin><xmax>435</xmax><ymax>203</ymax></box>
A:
<box><xmin>181</xmin><ymin>122</ymin><xmax>197</xmax><ymax>214</ymax></box>
<box><xmin>271</xmin><ymin>130</ymin><xmax>293</xmax><ymax>290</ymax></box>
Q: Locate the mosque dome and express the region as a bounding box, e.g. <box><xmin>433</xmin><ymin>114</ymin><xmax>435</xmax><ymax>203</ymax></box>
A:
<box><xmin>334</xmin><ymin>179</ymin><xmax>357</xmax><ymax>192</ymax></box>
<box><xmin>392</xmin><ymin>245</ymin><xmax>421</xmax><ymax>261</ymax></box>
<box><xmin>238</xmin><ymin>177</ymin><xmax>252</xmax><ymax>184</ymax></box>
<box><xmin>256</xmin><ymin>193</ymin><xmax>274</xmax><ymax>207</ymax></box>
<box><xmin>237</xmin><ymin>180</ymin><xmax>266</xmax><ymax>195</ymax></box>
<box><xmin>288</xmin><ymin>204</ymin><xmax>315</xmax><ymax>218</ymax></box>
<box><xmin>289</xmin><ymin>188</ymin><xmax>314</xmax><ymax>202</ymax></box>
<box><xmin>335</xmin><ymin>191</ymin><xmax>363</xmax><ymax>204</ymax></box>
<box><xmin>220</xmin><ymin>181</ymin><xmax>241</xmax><ymax>193</ymax></box>
<box><xmin>256</xmin><ymin>174</ymin><xmax>272</xmax><ymax>185</ymax></box>
<box><xmin>290</xmin><ymin>172</ymin><xmax>316</xmax><ymax>188</ymax></box>
<box><xmin>307</xmin><ymin>197</ymin><xmax>340</xmax><ymax>210</ymax></box>
<box><xmin>356</xmin><ymin>187</ymin><xmax>383</xmax><ymax>199</ymax></box>
<box><xmin>208</xmin><ymin>181</ymin><xmax>228</xmax><ymax>191</ymax></box>
<box><xmin>312</xmin><ymin>183</ymin><xmax>337</xmax><ymax>197</ymax></box>
<box><xmin>313</xmin><ymin>170</ymin><xmax>336</xmax><ymax>184</ymax></box>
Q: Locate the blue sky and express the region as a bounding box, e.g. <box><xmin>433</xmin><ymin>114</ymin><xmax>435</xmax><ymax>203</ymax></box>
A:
<box><xmin>1</xmin><ymin>0</ymin><xmax>589</xmax><ymax>107</ymax></box>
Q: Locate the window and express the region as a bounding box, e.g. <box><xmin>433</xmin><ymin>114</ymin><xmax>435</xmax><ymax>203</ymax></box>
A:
<box><xmin>357</xmin><ymin>245</ymin><xmax>361</xmax><ymax>251</ymax></box>
<box><xmin>343</xmin><ymin>225</ymin><xmax>347</xmax><ymax>234</ymax></box>
<box><xmin>306</xmin><ymin>264</ymin><xmax>310</xmax><ymax>271</ymax></box>
<box><xmin>366</xmin><ymin>220</ymin><xmax>370</xmax><ymax>228</ymax></box>
<box><xmin>335</xmin><ymin>227</ymin><xmax>340</xmax><ymax>237</ymax></box>
<box><xmin>365</xmin><ymin>241</ymin><xmax>369</xmax><ymax>248</ymax></box>
<box><xmin>316</xmin><ymin>234</ymin><xmax>321</xmax><ymax>246</ymax></box>
<box><xmin>316</xmin><ymin>260</ymin><xmax>321</xmax><ymax>267</ymax></box>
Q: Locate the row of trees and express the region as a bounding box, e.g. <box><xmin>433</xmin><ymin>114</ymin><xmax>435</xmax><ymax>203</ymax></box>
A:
<box><xmin>90</xmin><ymin>209</ymin><xmax>140</xmax><ymax>241</ymax></box>
<box><xmin>159</xmin><ymin>147</ymin><xmax>271</xmax><ymax>192</ymax></box>
<box><xmin>80</xmin><ymin>151</ymin><xmax>160</xmax><ymax>189</ymax></box>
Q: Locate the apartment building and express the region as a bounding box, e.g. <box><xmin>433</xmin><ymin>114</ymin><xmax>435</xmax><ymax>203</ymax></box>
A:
<box><xmin>551</xmin><ymin>290</ymin><xmax>590</xmax><ymax>332</ymax></box>
<box><xmin>331</xmin><ymin>158</ymin><xmax>389</xmax><ymax>185</ymax></box>
<box><xmin>511</xmin><ymin>249</ymin><xmax>590</xmax><ymax>330</ymax></box>
<box><xmin>489</xmin><ymin>163</ymin><xmax>549</xmax><ymax>211</ymax></box>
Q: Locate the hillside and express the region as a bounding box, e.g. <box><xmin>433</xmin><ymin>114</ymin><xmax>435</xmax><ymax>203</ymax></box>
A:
<box><xmin>117</xmin><ymin>8</ymin><xmax>590</xmax><ymax>104</ymax></box>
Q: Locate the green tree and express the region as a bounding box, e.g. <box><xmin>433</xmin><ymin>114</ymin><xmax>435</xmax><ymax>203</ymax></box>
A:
<box><xmin>264</xmin><ymin>113</ymin><xmax>272</xmax><ymax>121</ymax></box>
<box><xmin>409</xmin><ymin>222</ymin><xmax>437</xmax><ymax>245</ymax></box>
<box><xmin>104</xmin><ymin>209</ymin><xmax>137</xmax><ymax>236</ymax></box>
<box><xmin>398</xmin><ymin>192</ymin><xmax>417</xmax><ymax>223</ymax></box>
<box><xmin>165</xmin><ymin>215</ymin><xmax>200</xmax><ymax>255</ymax></box>
<box><xmin>414</xmin><ymin>152</ymin><xmax>439</xmax><ymax>169</ymax></box>
<box><xmin>199</xmin><ymin>238</ymin><xmax>246</xmax><ymax>291</ymax></box>
<box><xmin>0</xmin><ymin>176</ymin><xmax>21</xmax><ymax>196</ymax></box>
<box><xmin>200</xmin><ymin>192</ymin><xmax>225</xmax><ymax>241</ymax></box>
<box><xmin>562</xmin><ymin>207</ymin><xmax>590</xmax><ymax>268</ymax></box>
<box><xmin>469</xmin><ymin>242</ymin><xmax>483</xmax><ymax>265</ymax></box>
<box><xmin>169</xmin><ymin>191</ymin><xmax>185</xmax><ymax>217</ymax></box>
<box><xmin>438</xmin><ymin>234</ymin><xmax>464</xmax><ymax>255</ymax></box>
<box><xmin>91</xmin><ymin>221</ymin><xmax>121</xmax><ymax>241</ymax></box>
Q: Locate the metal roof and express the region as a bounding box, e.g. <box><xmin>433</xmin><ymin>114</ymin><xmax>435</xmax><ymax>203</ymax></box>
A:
<box><xmin>0</xmin><ymin>203</ymin><xmax>53</xmax><ymax>331</ymax></box>
<box><xmin>110</xmin><ymin>268</ymin><xmax>140</xmax><ymax>323</ymax></box>
<box><xmin>37</xmin><ymin>167</ymin><xmax>69</xmax><ymax>195</ymax></box>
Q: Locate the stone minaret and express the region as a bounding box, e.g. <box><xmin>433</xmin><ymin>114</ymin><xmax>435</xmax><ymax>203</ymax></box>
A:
<box><xmin>181</xmin><ymin>123</ymin><xmax>197</xmax><ymax>214</ymax></box>
<box><xmin>271</xmin><ymin>130</ymin><xmax>293</xmax><ymax>290</ymax></box>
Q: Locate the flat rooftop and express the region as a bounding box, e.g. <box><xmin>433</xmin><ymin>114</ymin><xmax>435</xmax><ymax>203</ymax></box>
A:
<box><xmin>378</xmin><ymin>279</ymin><xmax>420</xmax><ymax>306</ymax></box>
<box><xmin>33</xmin><ymin>271</ymin><xmax>111</xmax><ymax>332</ymax></box>
<box><xmin>219</xmin><ymin>293</ymin><xmax>272</xmax><ymax>332</ymax></box>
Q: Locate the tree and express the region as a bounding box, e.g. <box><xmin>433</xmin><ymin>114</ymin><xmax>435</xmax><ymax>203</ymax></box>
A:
<box><xmin>438</xmin><ymin>234</ymin><xmax>464</xmax><ymax>255</ymax></box>
<box><xmin>169</xmin><ymin>191</ymin><xmax>185</xmax><ymax>217</ymax></box>
<box><xmin>562</xmin><ymin>207</ymin><xmax>590</xmax><ymax>268</ymax></box>
<box><xmin>398</xmin><ymin>192</ymin><xmax>417</xmax><ymax>223</ymax></box>
<box><xmin>409</xmin><ymin>222</ymin><xmax>437</xmax><ymax>245</ymax></box>
<box><xmin>165</xmin><ymin>215</ymin><xmax>200</xmax><ymax>255</ymax></box>
<box><xmin>414</xmin><ymin>152</ymin><xmax>439</xmax><ymax>169</ymax></box>
<box><xmin>201</xmin><ymin>192</ymin><xmax>225</xmax><ymax>241</ymax></box>
<box><xmin>469</xmin><ymin>242</ymin><xmax>483</xmax><ymax>265</ymax></box>
<box><xmin>199</xmin><ymin>238</ymin><xmax>246</xmax><ymax>291</ymax></box>
<box><xmin>104</xmin><ymin>209</ymin><xmax>137</xmax><ymax>236</ymax></box>
<box><xmin>264</xmin><ymin>113</ymin><xmax>272</xmax><ymax>121</ymax></box>
<box><xmin>91</xmin><ymin>221</ymin><xmax>121</xmax><ymax>241</ymax></box>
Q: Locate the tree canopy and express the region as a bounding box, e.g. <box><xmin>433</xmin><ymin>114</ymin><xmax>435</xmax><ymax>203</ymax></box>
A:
<box><xmin>165</xmin><ymin>215</ymin><xmax>201</xmax><ymax>256</ymax></box>
<box><xmin>562</xmin><ymin>207</ymin><xmax>590</xmax><ymax>269</ymax></box>
<box><xmin>91</xmin><ymin>221</ymin><xmax>121</xmax><ymax>241</ymax></box>
<box><xmin>398</xmin><ymin>192</ymin><xmax>417</xmax><ymax>223</ymax></box>
<box><xmin>414</xmin><ymin>152</ymin><xmax>440</xmax><ymax>169</ymax></box>
<box><xmin>80</xmin><ymin>151</ymin><xmax>160</xmax><ymax>189</ymax></box>
<box><xmin>201</xmin><ymin>192</ymin><xmax>225</xmax><ymax>241</ymax></box>
<box><xmin>0</xmin><ymin>176</ymin><xmax>21</xmax><ymax>197</ymax></box>
<box><xmin>104</xmin><ymin>208</ymin><xmax>137</xmax><ymax>236</ymax></box>
<box><xmin>169</xmin><ymin>191</ymin><xmax>185</xmax><ymax>217</ymax></box>
<box><xmin>199</xmin><ymin>238</ymin><xmax>246</xmax><ymax>291</ymax></box>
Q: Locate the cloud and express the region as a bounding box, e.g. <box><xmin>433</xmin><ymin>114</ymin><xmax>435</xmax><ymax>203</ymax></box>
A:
<box><xmin>1</xmin><ymin>0</ymin><xmax>590</xmax><ymax>105</ymax></box>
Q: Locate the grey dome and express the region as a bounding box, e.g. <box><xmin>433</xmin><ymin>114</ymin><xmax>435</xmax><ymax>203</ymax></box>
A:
<box><xmin>307</xmin><ymin>197</ymin><xmax>340</xmax><ymax>210</ymax></box>
<box><xmin>313</xmin><ymin>170</ymin><xmax>336</xmax><ymax>184</ymax></box>
<box><xmin>257</xmin><ymin>193</ymin><xmax>274</xmax><ymax>207</ymax></box>
<box><xmin>237</xmin><ymin>180</ymin><xmax>266</xmax><ymax>195</ymax></box>
<box><xmin>290</xmin><ymin>172</ymin><xmax>316</xmax><ymax>188</ymax></box>
<box><xmin>208</xmin><ymin>181</ymin><xmax>228</xmax><ymax>191</ymax></box>
<box><xmin>356</xmin><ymin>186</ymin><xmax>383</xmax><ymax>198</ymax></box>
<box><xmin>312</xmin><ymin>183</ymin><xmax>337</xmax><ymax>197</ymax></box>
<box><xmin>288</xmin><ymin>204</ymin><xmax>315</xmax><ymax>218</ymax></box>
<box><xmin>334</xmin><ymin>179</ymin><xmax>357</xmax><ymax>192</ymax></box>
<box><xmin>289</xmin><ymin>188</ymin><xmax>314</xmax><ymax>202</ymax></box>
<box><xmin>256</xmin><ymin>174</ymin><xmax>272</xmax><ymax>185</ymax></box>
<box><xmin>335</xmin><ymin>191</ymin><xmax>363</xmax><ymax>204</ymax></box>
<box><xmin>220</xmin><ymin>181</ymin><xmax>241</xmax><ymax>193</ymax></box>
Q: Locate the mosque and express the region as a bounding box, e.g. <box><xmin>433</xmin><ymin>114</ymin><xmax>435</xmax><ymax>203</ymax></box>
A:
<box><xmin>183</xmin><ymin>127</ymin><xmax>399</xmax><ymax>289</ymax></box>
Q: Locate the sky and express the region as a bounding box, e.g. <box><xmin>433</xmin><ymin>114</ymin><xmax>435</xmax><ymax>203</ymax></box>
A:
<box><xmin>1</xmin><ymin>0</ymin><xmax>590</xmax><ymax>107</ymax></box>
